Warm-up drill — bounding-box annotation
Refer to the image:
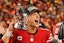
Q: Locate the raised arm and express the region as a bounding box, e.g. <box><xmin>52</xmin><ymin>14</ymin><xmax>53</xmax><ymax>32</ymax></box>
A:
<box><xmin>1</xmin><ymin>19</ymin><xmax>17</xmax><ymax>43</ymax></box>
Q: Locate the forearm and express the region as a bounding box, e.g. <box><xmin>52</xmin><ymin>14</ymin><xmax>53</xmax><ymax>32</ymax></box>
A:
<box><xmin>1</xmin><ymin>29</ymin><xmax>12</xmax><ymax>43</ymax></box>
<box><xmin>2</xmin><ymin>35</ymin><xmax>10</xmax><ymax>43</ymax></box>
<box><xmin>0</xmin><ymin>19</ymin><xmax>17</xmax><ymax>43</ymax></box>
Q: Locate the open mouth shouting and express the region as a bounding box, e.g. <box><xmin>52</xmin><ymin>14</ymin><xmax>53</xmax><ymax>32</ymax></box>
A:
<box><xmin>34</xmin><ymin>20</ymin><xmax>39</xmax><ymax>27</ymax></box>
<box><xmin>35</xmin><ymin>20</ymin><xmax>38</xmax><ymax>23</ymax></box>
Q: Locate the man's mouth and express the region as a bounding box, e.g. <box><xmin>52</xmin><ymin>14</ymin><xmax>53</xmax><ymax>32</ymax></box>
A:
<box><xmin>35</xmin><ymin>20</ymin><xmax>38</xmax><ymax>23</ymax></box>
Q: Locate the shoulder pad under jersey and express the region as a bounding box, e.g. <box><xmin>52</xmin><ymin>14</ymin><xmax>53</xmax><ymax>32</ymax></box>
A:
<box><xmin>40</xmin><ymin>28</ymin><xmax>51</xmax><ymax>32</ymax></box>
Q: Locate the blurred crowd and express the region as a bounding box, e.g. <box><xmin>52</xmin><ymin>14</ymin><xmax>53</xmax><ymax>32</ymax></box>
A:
<box><xmin>0</xmin><ymin>0</ymin><xmax>64</xmax><ymax>32</ymax></box>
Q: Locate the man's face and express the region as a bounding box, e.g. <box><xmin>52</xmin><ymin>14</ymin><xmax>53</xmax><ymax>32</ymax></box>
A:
<box><xmin>28</xmin><ymin>12</ymin><xmax>40</xmax><ymax>28</ymax></box>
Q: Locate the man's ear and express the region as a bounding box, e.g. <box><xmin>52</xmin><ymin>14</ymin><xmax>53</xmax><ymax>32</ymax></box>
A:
<box><xmin>24</xmin><ymin>16</ymin><xmax>28</xmax><ymax>24</ymax></box>
<box><xmin>28</xmin><ymin>15</ymin><xmax>30</xmax><ymax>20</ymax></box>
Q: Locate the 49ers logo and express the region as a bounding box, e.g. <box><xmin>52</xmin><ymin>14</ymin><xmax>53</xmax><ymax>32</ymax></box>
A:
<box><xmin>17</xmin><ymin>36</ymin><xmax>23</xmax><ymax>41</ymax></box>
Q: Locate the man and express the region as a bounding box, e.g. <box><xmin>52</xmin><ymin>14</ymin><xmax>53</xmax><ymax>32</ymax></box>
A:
<box><xmin>0</xmin><ymin>5</ymin><xmax>54</xmax><ymax>43</ymax></box>
<box><xmin>53</xmin><ymin>22</ymin><xmax>62</xmax><ymax>43</ymax></box>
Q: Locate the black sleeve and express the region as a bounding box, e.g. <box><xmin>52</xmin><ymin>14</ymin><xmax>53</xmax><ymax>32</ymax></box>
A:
<box><xmin>0</xmin><ymin>34</ymin><xmax>3</xmax><ymax>39</ymax></box>
<box><xmin>58</xmin><ymin>22</ymin><xmax>64</xmax><ymax>39</ymax></box>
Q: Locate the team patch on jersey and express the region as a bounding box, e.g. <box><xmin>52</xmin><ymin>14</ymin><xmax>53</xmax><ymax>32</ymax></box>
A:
<box><xmin>17</xmin><ymin>36</ymin><xmax>23</xmax><ymax>41</ymax></box>
<box><xmin>30</xmin><ymin>37</ymin><xmax>34</xmax><ymax>42</ymax></box>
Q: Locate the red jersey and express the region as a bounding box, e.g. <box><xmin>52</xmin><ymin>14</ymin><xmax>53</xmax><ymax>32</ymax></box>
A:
<box><xmin>9</xmin><ymin>28</ymin><xmax>51</xmax><ymax>43</ymax></box>
<box><xmin>0</xmin><ymin>28</ymin><xmax>51</xmax><ymax>43</ymax></box>
<box><xmin>0</xmin><ymin>39</ymin><xmax>3</xmax><ymax>43</ymax></box>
